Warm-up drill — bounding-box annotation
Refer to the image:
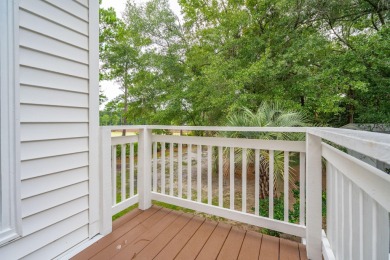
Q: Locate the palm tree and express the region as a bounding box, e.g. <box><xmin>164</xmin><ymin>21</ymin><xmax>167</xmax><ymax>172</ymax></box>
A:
<box><xmin>221</xmin><ymin>102</ymin><xmax>308</xmax><ymax>199</ymax></box>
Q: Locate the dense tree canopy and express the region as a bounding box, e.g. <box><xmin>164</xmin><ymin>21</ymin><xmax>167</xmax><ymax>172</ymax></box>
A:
<box><xmin>99</xmin><ymin>0</ymin><xmax>389</xmax><ymax>127</ymax></box>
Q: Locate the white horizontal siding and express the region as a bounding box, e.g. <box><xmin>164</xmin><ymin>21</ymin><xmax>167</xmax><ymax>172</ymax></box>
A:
<box><xmin>44</xmin><ymin>0</ymin><xmax>88</xmax><ymax>21</ymax></box>
<box><xmin>22</xmin><ymin>196</ymin><xmax>88</xmax><ymax>236</ymax></box>
<box><xmin>20</xmin><ymin>47</ymin><xmax>88</xmax><ymax>79</ymax></box>
<box><xmin>74</xmin><ymin>0</ymin><xmax>88</xmax><ymax>8</ymax></box>
<box><xmin>0</xmin><ymin>211</ymin><xmax>88</xmax><ymax>259</ymax></box>
<box><xmin>22</xmin><ymin>181</ymin><xmax>88</xmax><ymax>218</ymax></box>
<box><xmin>23</xmin><ymin>226</ymin><xmax>88</xmax><ymax>259</ymax></box>
<box><xmin>21</xmin><ymin>123</ymin><xmax>88</xmax><ymax>142</ymax></box>
<box><xmin>20</xmin><ymin>28</ymin><xmax>88</xmax><ymax>64</ymax></box>
<box><xmin>21</xmin><ymin>167</ymin><xmax>88</xmax><ymax>198</ymax></box>
<box><xmin>21</xmin><ymin>152</ymin><xmax>88</xmax><ymax>180</ymax></box>
<box><xmin>19</xmin><ymin>9</ymin><xmax>88</xmax><ymax>50</ymax></box>
<box><xmin>20</xmin><ymin>66</ymin><xmax>88</xmax><ymax>93</ymax></box>
<box><xmin>21</xmin><ymin>138</ymin><xmax>88</xmax><ymax>161</ymax></box>
<box><xmin>0</xmin><ymin>0</ymin><xmax>94</xmax><ymax>258</ymax></box>
<box><xmin>20</xmin><ymin>0</ymin><xmax>88</xmax><ymax>35</ymax></box>
<box><xmin>20</xmin><ymin>85</ymin><xmax>89</xmax><ymax>108</ymax></box>
<box><xmin>20</xmin><ymin>105</ymin><xmax>88</xmax><ymax>123</ymax></box>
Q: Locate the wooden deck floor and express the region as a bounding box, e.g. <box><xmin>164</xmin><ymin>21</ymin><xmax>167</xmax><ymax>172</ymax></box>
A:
<box><xmin>73</xmin><ymin>206</ymin><xmax>307</xmax><ymax>260</ymax></box>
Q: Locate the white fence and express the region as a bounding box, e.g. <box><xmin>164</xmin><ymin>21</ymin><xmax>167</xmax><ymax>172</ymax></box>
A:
<box><xmin>100</xmin><ymin>126</ymin><xmax>390</xmax><ymax>260</ymax></box>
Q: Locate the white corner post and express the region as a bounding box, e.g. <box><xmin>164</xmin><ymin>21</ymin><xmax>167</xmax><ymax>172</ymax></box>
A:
<box><xmin>138</xmin><ymin>127</ymin><xmax>152</xmax><ymax>210</ymax></box>
<box><xmin>306</xmin><ymin>133</ymin><xmax>322</xmax><ymax>260</ymax></box>
<box><xmin>99</xmin><ymin>128</ymin><xmax>112</xmax><ymax>235</ymax></box>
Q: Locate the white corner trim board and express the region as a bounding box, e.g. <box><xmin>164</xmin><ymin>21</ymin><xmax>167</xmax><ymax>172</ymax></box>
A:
<box><xmin>0</xmin><ymin>0</ymin><xmax>22</xmax><ymax>245</ymax></box>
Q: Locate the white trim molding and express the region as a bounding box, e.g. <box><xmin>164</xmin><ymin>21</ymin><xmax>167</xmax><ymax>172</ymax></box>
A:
<box><xmin>0</xmin><ymin>0</ymin><xmax>22</xmax><ymax>245</ymax></box>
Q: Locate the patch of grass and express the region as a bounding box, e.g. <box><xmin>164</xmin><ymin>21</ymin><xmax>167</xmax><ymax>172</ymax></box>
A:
<box><xmin>112</xmin><ymin>203</ymin><xmax>139</xmax><ymax>221</ymax></box>
<box><xmin>152</xmin><ymin>200</ymin><xmax>195</xmax><ymax>214</ymax></box>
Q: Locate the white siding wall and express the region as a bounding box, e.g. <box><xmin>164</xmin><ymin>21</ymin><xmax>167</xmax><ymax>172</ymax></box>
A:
<box><xmin>0</xmin><ymin>0</ymin><xmax>95</xmax><ymax>258</ymax></box>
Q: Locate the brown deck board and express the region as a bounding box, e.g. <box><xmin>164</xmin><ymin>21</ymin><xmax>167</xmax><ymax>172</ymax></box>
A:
<box><xmin>175</xmin><ymin>219</ymin><xmax>218</xmax><ymax>260</ymax></box>
<box><xmin>196</xmin><ymin>222</ymin><xmax>231</xmax><ymax>260</ymax></box>
<box><xmin>217</xmin><ymin>226</ymin><xmax>246</xmax><ymax>260</ymax></box>
<box><xmin>90</xmin><ymin>208</ymin><xmax>171</xmax><ymax>260</ymax></box>
<box><xmin>280</xmin><ymin>238</ymin><xmax>300</xmax><ymax>260</ymax></box>
<box><xmin>299</xmin><ymin>243</ymin><xmax>308</xmax><ymax>260</ymax></box>
<box><xmin>237</xmin><ymin>231</ymin><xmax>262</xmax><ymax>260</ymax></box>
<box><xmin>72</xmin><ymin>206</ymin><xmax>160</xmax><ymax>260</ymax></box>
<box><xmin>154</xmin><ymin>216</ymin><xmax>205</xmax><ymax>260</ymax></box>
<box><xmin>113</xmin><ymin>210</ymin><xmax>182</xmax><ymax>259</ymax></box>
<box><xmin>259</xmin><ymin>234</ymin><xmax>280</xmax><ymax>260</ymax></box>
<box><xmin>134</xmin><ymin>213</ymin><xmax>193</xmax><ymax>259</ymax></box>
<box><xmin>75</xmin><ymin>207</ymin><xmax>308</xmax><ymax>260</ymax></box>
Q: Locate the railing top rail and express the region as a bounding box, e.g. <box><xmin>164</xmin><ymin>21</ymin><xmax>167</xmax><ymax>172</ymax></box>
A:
<box><xmin>101</xmin><ymin>125</ymin><xmax>308</xmax><ymax>132</ymax></box>
<box><xmin>308</xmin><ymin>128</ymin><xmax>390</xmax><ymax>164</ymax></box>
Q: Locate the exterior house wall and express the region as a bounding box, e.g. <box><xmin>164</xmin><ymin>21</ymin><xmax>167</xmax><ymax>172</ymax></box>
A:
<box><xmin>0</xmin><ymin>0</ymin><xmax>98</xmax><ymax>258</ymax></box>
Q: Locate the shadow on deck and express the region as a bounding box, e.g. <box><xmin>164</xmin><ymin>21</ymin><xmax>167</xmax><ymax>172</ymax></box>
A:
<box><xmin>72</xmin><ymin>206</ymin><xmax>307</xmax><ymax>260</ymax></box>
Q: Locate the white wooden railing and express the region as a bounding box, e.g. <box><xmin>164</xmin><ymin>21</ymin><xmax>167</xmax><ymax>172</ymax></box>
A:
<box><xmin>99</xmin><ymin>126</ymin><xmax>390</xmax><ymax>260</ymax></box>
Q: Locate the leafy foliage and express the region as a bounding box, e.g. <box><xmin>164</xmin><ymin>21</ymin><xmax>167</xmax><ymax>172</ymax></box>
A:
<box><xmin>99</xmin><ymin>0</ymin><xmax>389</xmax><ymax>127</ymax></box>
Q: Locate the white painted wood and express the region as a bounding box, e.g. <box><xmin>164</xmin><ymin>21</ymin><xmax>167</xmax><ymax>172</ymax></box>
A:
<box><xmin>309</xmin><ymin>127</ymin><xmax>390</xmax><ymax>165</ymax></box>
<box><xmin>178</xmin><ymin>143</ymin><xmax>183</xmax><ymax>198</ymax></box>
<box><xmin>146</xmin><ymin>125</ymin><xmax>307</xmax><ymax>133</ymax></box>
<box><xmin>242</xmin><ymin>148</ymin><xmax>247</xmax><ymax>213</ymax></box>
<box><xmin>21</xmin><ymin>85</ymin><xmax>88</xmax><ymax>108</ymax></box>
<box><xmin>100</xmin><ymin>128</ymin><xmax>112</xmax><ymax>236</ymax></box>
<box><xmin>207</xmin><ymin>145</ymin><xmax>212</xmax><ymax>205</ymax></box>
<box><xmin>21</xmin><ymin>138</ymin><xmax>88</xmax><ymax>161</ymax></box>
<box><xmin>0</xmin><ymin>211</ymin><xmax>88</xmax><ymax>259</ymax></box>
<box><xmin>187</xmin><ymin>144</ymin><xmax>192</xmax><ymax>200</ymax></box>
<box><xmin>230</xmin><ymin>147</ymin><xmax>234</xmax><ymax>210</ymax></box>
<box><xmin>218</xmin><ymin>146</ymin><xmax>223</xmax><ymax>207</ymax></box>
<box><xmin>21</xmin><ymin>123</ymin><xmax>88</xmax><ymax>142</ymax></box>
<box><xmin>341</xmin><ymin>173</ymin><xmax>345</xmax><ymax>259</ymax></box>
<box><xmin>371</xmin><ymin>201</ymin><xmax>377</xmax><ymax>260</ymax></box>
<box><xmin>269</xmin><ymin>150</ymin><xmax>274</xmax><ymax>219</ymax></box>
<box><xmin>334</xmin><ymin>168</ymin><xmax>340</xmax><ymax>258</ymax></box>
<box><xmin>20</xmin><ymin>0</ymin><xmax>88</xmax><ymax>35</ymax></box>
<box><xmin>21</xmin><ymin>167</ymin><xmax>88</xmax><ymax>199</ymax></box>
<box><xmin>326</xmin><ymin>162</ymin><xmax>333</xmax><ymax>251</ymax></box>
<box><xmin>111</xmin><ymin>145</ymin><xmax>116</xmax><ymax>205</ymax></box>
<box><xmin>152</xmin><ymin>142</ymin><xmax>157</xmax><ymax>192</ymax></box>
<box><xmin>19</xmin><ymin>9</ymin><xmax>88</xmax><ymax>50</ymax></box>
<box><xmin>322</xmin><ymin>142</ymin><xmax>390</xmax><ymax>211</ymax></box>
<box><xmin>137</xmin><ymin>128</ymin><xmax>152</xmax><ymax>210</ymax></box>
<box><xmin>21</xmin><ymin>181</ymin><xmax>88</xmax><ymax>218</ymax></box>
<box><xmin>322</xmin><ymin>230</ymin><xmax>336</xmax><ymax>260</ymax></box>
<box><xmin>153</xmin><ymin>135</ymin><xmax>305</xmax><ymax>152</ymax></box>
<box><xmin>54</xmin><ymin>233</ymin><xmax>103</xmax><ymax>260</ymax></box>
<box><xmin>255</xmin><ymin>149</ymin><xmax>260</xmax><ymax>216</ymax></box>
<box><xmin>358</xmin><ymin>189</ymin><xmax>364</xmax><ymax>260</ymax></box>
<box><xmin>26</xmin><ymin>226</ymin><xmax>88</xmax><ymax>260</ymax></box>
<box><xmin>20</xmin><ymin>66</ymin><xmax>88</xmax><ymax>93</ymax></box>
<box><xmin>0</xmin><ymin>0</ymin><xmax>21</xmax><ymax>244</ymax></box>
<box><xmin>151</xmin><ymin>193</ymin><xmax>306</xmax><ymax>238</ymax></box>
<box><xmin>305</xmin><ymin>133</ymin><xmax>322</xmax><ymax>260</ymax></box>
<box><xmin>22</xmin><ymin>196</ymin><xmax>88</xmax><ymax>236</ymax></box>
<box><xmin>161</xmin><ymin>142</ymin><xmax>166</xmax><ymax>194</ymax></box>
<box><xmin>20</xmin><ymin>47</ymin><xmax>88</xmax><ymax>79</ymax></box>
<box><xmin>169</xmin><ymin>143</ymin><xmax>174</xmax><ymax>196</ymax></box>
<box><xmin>21</xmin><ymin>152</ymin><xmax>88</xmax><ymax>180</ymax></box>
<box><xmin>20</xmin><ymin>105</ymin><xmax>88</xmax><ymax>123</ymax></box>
<box><xmin>284</xmin><ymin>151</ymin><xmax>289</xmax><ymax>222</ymax></box>
<box><xmin>376</xmin><ymin>202</ymin><xmax>390</xmax><ymax>260</ymax></box>
<box><xmin>19</xmin><ymin>28</ymin><xmax>88</xmax><ymax>64</ymax></box>
<box><xmin>121</xmin><ymin>144</ymin><xmax>126</xmax><ymax>201</ymax></box>
<box><xmin>197</xmin><ymin>145</ymin><xmax>202</xmax><ymax>202</ymax></box>
<box><xmin>130</xmin><ymin>143</ymin><xmax>134</xmax><ymax>197</ymax></box>
<box><xmin>299</xmin><ymin>152</ymin><xmax>305</xmax><ymax>225</ymax></box>
<box><xmin>348</xmin><ymin>179</ymin><xmax>353</xmax><ymax>259</ymax></box>
<box><xmin>111</xmin><ymin>135</ymin><xmax>138</xmax><ymax>146</ymax></box>
<box><xmin>112</xmin><ymin>195</ymin><xmax>139</xmax><ymax>216</ymax></box>
<box><xmin>44</xmin><ymin>0</ymin><xmax>89</xmax><ymax>21</ymax></box>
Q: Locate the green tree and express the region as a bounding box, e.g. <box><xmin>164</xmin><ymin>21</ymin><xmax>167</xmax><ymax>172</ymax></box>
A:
<box><xmin>221</xmin><ymin>102</ymin><xmax>308</xmax><ymax>199</ymax></box>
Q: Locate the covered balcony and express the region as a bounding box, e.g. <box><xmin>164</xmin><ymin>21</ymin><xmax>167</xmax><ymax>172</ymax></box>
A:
<box><xmin>74</xmin><ymin>126</ymin><xmax>389</xmax><ymax>259</ymax></box>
